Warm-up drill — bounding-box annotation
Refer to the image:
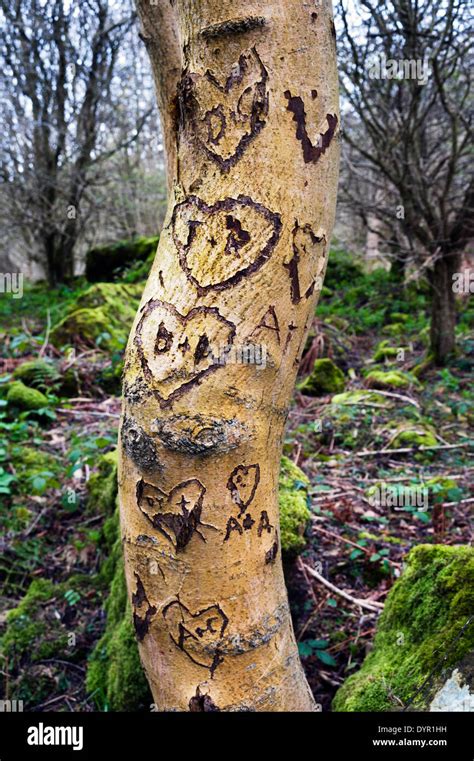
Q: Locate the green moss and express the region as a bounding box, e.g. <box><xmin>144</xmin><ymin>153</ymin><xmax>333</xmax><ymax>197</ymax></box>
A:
<box><xmin>373</xmin><ymin>340</ymin><xmax>408</xmax><ymax>363</ymax></box>
<box><xmin>298</xmin><ymin>358</ymin><xmax>346</xmax><ymax>396</ymax></box>
<box><xmin>50</xmin><ymin>283</ymin><xmax>142</xmax><ymax>352</ymax></box>
<box><xmin>390</xmin><ymin>426</ymin><xmax>437</xmax><ymax>449</ymax></box>
<box><xmin>86</xmin><ymin>450</ymin><xmax>151</xmax><ymax>711</ymax></box>
<box><xmin>1</xmin><ymin>576</ymin><xmax>96</xmax><ymax>663</ymax></box>
<box><xmin>366</xmin><ymin>370</ymin><xmax>419</xmax><ymax>390</ymax></box>
<box><xmin>86</xmin><ymin>449</ymin><xmax>118</xmax><ymax>515</ymax></box>
<box><xmin>86</xmin><ymin>235</ymin><xmax>159</xmax><ymax>282</ymax></box>
<box><xmin>6</xmin><ymin>381</ymin><xmax>49</xmax><ymax>410</ymax></box>
<box><xmin>10</xmin><ymin>445</ymin><xmax>60</xmax><ymax>496</ymax></box>
<box><xmin>13</xmin><ymin>359</ymin><xmax>61</xmax><ymax>390</ymax></box>
<box><xmin>332</xmin><ymin>390</ymin><xmax>390</xmax><ymax>407</ymax></box>
<box><xmin>333</xmin><ymin>544</ymin><xmax>474</xmax><ymax>711</ymax></box>
<box><xmin>86</xmin><ymin>509</ymin><xmax>151</xmax><ymax>710</ymax></box>
<box><xmin>278</xmin><ymin>456</ymin><xmax>311</xmax><ymax>555</ymax></box>
<box><xmin>382</xmin><ymin>322</ymin><xmax>406</xmax><ymax>337</ymax></box>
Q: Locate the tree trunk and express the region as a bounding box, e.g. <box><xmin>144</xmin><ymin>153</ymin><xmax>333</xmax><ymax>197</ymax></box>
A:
<box><xmin>430</xmin><ymin>252</ymin><xmax>460</xmax><ymax>365</ymax></box>
<box><xmin>119</xmin><ymin>0</ymin><xmax>340</xmax><ymax>711</ymax></box>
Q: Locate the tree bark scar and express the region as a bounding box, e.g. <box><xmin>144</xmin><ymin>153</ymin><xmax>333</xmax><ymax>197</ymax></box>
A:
<box><xmin>121</xmin><ymin>415</ymin><xmax>161</xmax><ymax>475</ymax></box>
<box><xmin>284</xmin><ymin>220</ymin><xmax>326</xmax><ymax>304</ymax></box>
<box><xmin>284</xmin><ymin>90</ymin><xmax>338</xmax><ymax>164</ymax></box>
<box><xmin>189</xmin><ymin>687</ymin><xmax>220</xmax><ymax>712</ymax></box>
<box><xmin>201</xmin><ymin>17</ymin><xmax>267</xmax><ymax>40</ymax></box>
<box><xmin>265</xmin><ymin>535</ymin><xmax>279</xmax><ymax>564</ymax></box>
<box><xmin>171</xmin><ymin>194</ymin><xmax>282</xmax><ymax>294</ymax></box>
<box><xmin>152</xmin><ymin>414</ymin><xmax>249</xmax><ymax>455</ymax></box>
<box><xmin>132</xmin><ymin>572</ymin><xmax>157</xmax><ymax>642</ymax></box>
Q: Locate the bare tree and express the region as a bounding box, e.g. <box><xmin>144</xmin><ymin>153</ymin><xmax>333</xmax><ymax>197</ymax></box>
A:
<box><xmin>0</xmin><ymin>0</ymin><xmax>154</xmax><ymax>285</ymax></box>
<box><xmin>337</xmin><ymin>0</ymin><xmax>473</xmax><ymax>363</ymax></box>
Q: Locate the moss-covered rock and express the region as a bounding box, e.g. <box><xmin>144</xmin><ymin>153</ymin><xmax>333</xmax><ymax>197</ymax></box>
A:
<box><xmin>366</xmin><ymin>369</ymin><xmax>419</xmax><ymax>390</ymax></box>
<box><xmin>382</xmin><ymin>322</ymin><xmax>406</xmax><ymax>337</ymax></box>
<box><xmin>13</xmin><ymin>359</ymin><xmax>61</xmax><ymax>391</ymax></box>
<box><xmin>278</xmin><ymin>456</ymin><xmax>311</xmax><ymax>555</ymax></box>
<box><xmin>390</xmin><ymin>425</ymin><xmax>437</xmax><ymax>449</ymax></box>
<box><xmin>86</xmin><ymin>236</ymin><xmax>158</xmax><ymax>282</ymax></box>
<box><xmin>298</xmin><ymin>358</ymin><xmax>346</xmax><ymax>396</ymax></box>
<box><xmin>373</xmin><ymin>340</ymin><xmax>409</xmax><ymax>363</ymax></box>
<box><xmin>332</xmin><ymin>390</ymin><xmax>391</xmax><ymax>407</ymax></box>
<box><xmin>50</xmin><ymin>283</ymin><xmax>142</xmax><ymax>352</ymax></box>
<box><xmin>333</xmin><ymin>544</ymin><xmax>474</xmax><ymax>712</ymax></box>
<box><xmin>6</xmin><ymin>381</ymin><xmax>49</xmax><ymax>410</ymax></box>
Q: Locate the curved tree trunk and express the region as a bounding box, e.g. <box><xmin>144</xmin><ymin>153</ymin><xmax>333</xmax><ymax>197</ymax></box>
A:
<box><xmin>119</xmin><ymin>0</ymin><xmax>340</xmax><ymax>712</ymax></box>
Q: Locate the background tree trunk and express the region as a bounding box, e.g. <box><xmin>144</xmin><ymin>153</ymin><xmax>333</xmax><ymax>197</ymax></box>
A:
<box><xmin>120</xmin><ymin>0</ymin><xmax>340</xmax><ymax>711</ymax></box>
<box><xmin>429</xmin><ymin>252</ymin><xmax>460</xmax><ymax>365</ymax></box>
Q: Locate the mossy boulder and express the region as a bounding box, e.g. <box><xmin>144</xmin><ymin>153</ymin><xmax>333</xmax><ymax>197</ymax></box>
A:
<box><xmin>50</xmin><ymin>283</ymin><xmax>142</xmax><ymax>352</ymax></box>
<box><xmin>373</xmin><ymin>340</ymin><xmax>408</xmax><ymax>363</ymax></box>
<box><xmin>332</xmin><ymin>390</ymin><xmax>391</xmax><ymax>407</ymax></box>
<box><xmin>298</xmin><ymin>358</ymin><xmax>346</xmax><ymax>397</ymax></box>
<box><xmin>13</xmin><ymin>359</ymin><xmax>61</xmax><ymax>391</ymax></box>
<box><xmin>86</xmin><ymin>236</ymin><xmax>158</xmax><ymax>282</ymax></box>
<box><xmin>278</xmin><ymin>456</ymin><xmax>311</xmax><ymax>555</ymax></box>
<box><xmin>382</xmin><ymin>322</ymin><xmax>406</xmax><ymax>337</ymax></box>
<box><xmin>6</xmin><ymin>381</ymin><xmax>49</xmax><ymax>410</ymax></box>
<box><xmin>333</xmin><ymin>544</ymin><xmax>474</xmax><ymax>712</ymax></box>
<box><xmin>366</xmin><ymin>369</ymin><xmax>419</xmax><ymax>390</ymax></box>
<box><xmin>390</xmin><ymin>425</ymin><xmax>437</xmax><ymax>449</ymax></box>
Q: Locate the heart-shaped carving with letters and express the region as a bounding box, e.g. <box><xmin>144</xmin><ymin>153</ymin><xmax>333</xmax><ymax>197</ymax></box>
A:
<box><xmin>134</xmin><ymin>299</ymin><xmax>236</xmax><ymax>406</ymax></box>
<box><xmin>163</xmin><ymin>599</ymin><xmax>229</xmax><ymax>674</ymax></box>
<box><xmin>136</xmin><ymin>478</ymin><xmax>206</xmax><ymax>551</ymax></box>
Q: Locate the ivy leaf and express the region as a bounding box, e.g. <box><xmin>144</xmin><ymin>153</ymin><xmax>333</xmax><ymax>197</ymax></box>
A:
<box><xmin>316</xmin><ymin>650</ymin><xmax>337</xmax><ymax>667</ymax></box>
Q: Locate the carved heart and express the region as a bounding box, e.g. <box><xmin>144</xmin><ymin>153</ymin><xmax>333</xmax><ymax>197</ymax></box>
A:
<box><xmin>184</xmin><ymin>47</ymin><xmax>269</xmax><ymax>171</ymax></box>
<box><xmin>134</xmin><ymin>299</ymin><xmax>236</xmax><ymax>406</ymax></box>
<box><xmin>136</xmin><ymin>478</ymin><xmax>206</xmax><ymax>551</ymax></box>
<box><xmin>171</xmin><ymin>195</ymin><xmax>282</xmax><ymax>294</ymax></box>
<box><xmin>227</xmin><ymin>463</ymin><xmax>260</xmax><ymax>517</ymax></box>
<box><xmin>163</xmin><ymin>600</ymin><xmax>229</xmax><ymax>674</ymax></box>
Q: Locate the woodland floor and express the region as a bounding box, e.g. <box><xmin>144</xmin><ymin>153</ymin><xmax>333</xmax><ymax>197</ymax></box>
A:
<box><xmin>0</xmin><ymin>255</ymin><xmax>472</xmax><ymax>711</ymax></box>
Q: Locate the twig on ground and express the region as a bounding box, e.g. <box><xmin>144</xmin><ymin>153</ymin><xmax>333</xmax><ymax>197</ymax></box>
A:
<box><xmin>301</xmin><ymin>562</ymin><xmax>385</xmax><ymax>613</ymax></box>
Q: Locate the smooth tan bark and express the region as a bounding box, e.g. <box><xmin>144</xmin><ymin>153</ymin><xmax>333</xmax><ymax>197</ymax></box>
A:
<box><xmin>120</xmin><ymin>0</ymin><xmax>340</xmax><ymax>711</ymax></box>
